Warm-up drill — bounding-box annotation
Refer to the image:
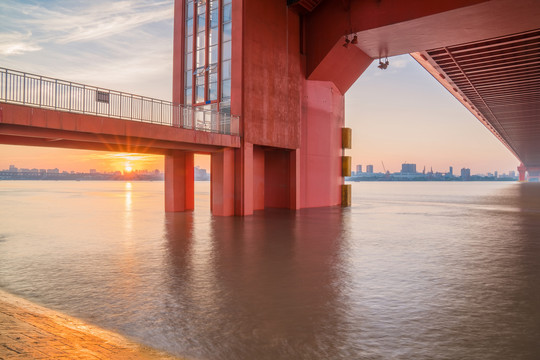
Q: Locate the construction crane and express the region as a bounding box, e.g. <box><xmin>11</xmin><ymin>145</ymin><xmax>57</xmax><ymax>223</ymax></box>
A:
<box><xmin>381</xmin><ymin>161</ymin><xmax>387</xmax><ymax>174</ymax></box>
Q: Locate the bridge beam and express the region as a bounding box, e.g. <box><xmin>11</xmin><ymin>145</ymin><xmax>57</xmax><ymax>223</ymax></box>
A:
<box><xmin>165</xmin><ymin>150</ymin><xmax>194</xmax><ymax>212</ymax></box>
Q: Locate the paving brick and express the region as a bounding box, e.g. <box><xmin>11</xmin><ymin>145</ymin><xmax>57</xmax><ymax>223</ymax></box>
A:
<box><xmin>0</xmin><ymin>289</ymin><xmax>182</xmax><ymax>360</ymax></box>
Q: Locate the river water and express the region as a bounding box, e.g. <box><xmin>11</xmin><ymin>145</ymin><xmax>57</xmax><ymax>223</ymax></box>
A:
<box><xmin>0</xmin><ymin>181</ymin><xmax>539</xmax><ymax>360</ymax></box>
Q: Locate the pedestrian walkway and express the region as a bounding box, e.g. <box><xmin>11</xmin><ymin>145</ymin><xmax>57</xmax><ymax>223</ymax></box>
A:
<box><xmin>0</xmin><ymin>289</ymin><xmax>182</xmax><ymax>359</ymax></box>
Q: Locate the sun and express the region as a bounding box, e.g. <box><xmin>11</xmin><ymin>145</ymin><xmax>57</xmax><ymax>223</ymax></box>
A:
<box><xmin>125</xmin><ymin>165</ymin><xmax>133</xmax><ymax>173</ymax></box>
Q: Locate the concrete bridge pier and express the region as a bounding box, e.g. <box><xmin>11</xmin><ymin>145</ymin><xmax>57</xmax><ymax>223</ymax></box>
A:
<box><xmin>211</xmin><ymin>148</ymin><xmax>236</xmax><ymax>216</ymax></box>
<box><xmin>165</xmin><ymin>150</ymin><xmax>194</xmax><ymax>212</ymax></box>
<box><xmin>518</xmin><ymin>163</ymin><xmax>527</xmax><ymax>182</ymax></box>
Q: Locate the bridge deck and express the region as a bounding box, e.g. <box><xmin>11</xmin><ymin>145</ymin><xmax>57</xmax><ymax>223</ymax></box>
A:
<box><xmin>0</xmin><ymin>67</ymin><xmax>240</xmax><ymax>153</ymax></box>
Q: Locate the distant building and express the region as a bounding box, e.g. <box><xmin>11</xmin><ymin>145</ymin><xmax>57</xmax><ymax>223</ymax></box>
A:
<box><xmin>366</xmin><ymin>165</ymin><xmax>374</xmax><ymax>173</ymax></box>
<box><xmin>90</xmin><ymin>169</ymin><xmax>97</xmax><ymax>174</ymax></box>
<box><xmin>9</xmin><ymin>165</ymin><xmax>17</xmax><ymax>172</ymax></box>
<box><xmin>461</xmin><ymin>168</ymin><xmax>471</xmax><ymax>180</ymax></box>
<box><xmin>401</xmin><ymin>163</ymin><xmax>416</xmax><ymax>174</ymax></box>
<box><xmin>494</xmin><ymin>171</ymin><xmax>498</xmax><ymax>178</ymax></box>
<box><xmin>47</xmin><ymin>168</ymin><xmax>59</xmax><ymax>174</ymax></box>
<box><xmin>449</xmin><ymin>166</ymin><xmax>453</xmax><ymax>176</ymax></box>
<box><xmin>509</xmin><ymin>171</ymin><xmax>516</xmax><ymax>178</ymax></box>
<box><xmin>194</xmin><ymin>166</ymin><xmax>210</xmax><ymax>181</ymax></box>
<box><xmin>356</xmin><ymin>165</ymin><xmax>362</xmax><ymax>173</ymax></box>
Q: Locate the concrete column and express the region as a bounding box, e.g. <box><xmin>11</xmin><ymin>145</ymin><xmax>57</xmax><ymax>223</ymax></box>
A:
<box><xmin>211</xmin><ymin>148</ymin><xmax>235</xmax><ymax>216</ymax></box>
<box><xmin>518</xmin><ymin>163</ymin><xmax>527</xmax><ymax>182</ymax></box>
<box><xmin>234</xmin><ymin>142</ymin><xmax>254</xmax><ymax>216</ymax></box>
<box><xmin>289</xmin><ymin>149</ymin><xmax>300</xmax><ymax>210</ymax></box>
<box><xmin>164</xmin><ymin>150</ymin><xmax>194</xmax><ymax>212</ymax></box>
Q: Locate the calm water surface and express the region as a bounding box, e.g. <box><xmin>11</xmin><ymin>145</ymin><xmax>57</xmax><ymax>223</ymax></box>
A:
<box><xmin>0</xmin><ymin>181</ymin><xmax>539</xmax><ymax>360</ymax></box>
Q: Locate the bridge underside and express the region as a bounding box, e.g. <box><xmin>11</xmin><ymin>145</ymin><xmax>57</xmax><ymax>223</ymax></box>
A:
<box><xmin>303</xmin><ymin>0</ymin><xmax>540</xmax><ymax>179</ymax></box>
<box><xmin>412</xmin><ymin>29</ymin><xmax>540</xmax><ymax>169</ymax></box>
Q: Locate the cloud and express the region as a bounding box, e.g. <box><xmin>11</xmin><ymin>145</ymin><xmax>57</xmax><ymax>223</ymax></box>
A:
<box><xmin>0</xmin><ymin>0</ymin><xmax>173</xmax><ymax>46</ymax></box>
<box><xmin>0</xmin><ymin>31</ymin><xmax>41</xmax><ymax>56</ymax></box>
<box><xmin>0</xmin><ymin>41</ymin><xmax>42</xmax><ymax>56</ymax></box>
<box><xmin>0</xmin><ymin>0</ymin><xmax>174</xmax><ymax>99</ymax></box>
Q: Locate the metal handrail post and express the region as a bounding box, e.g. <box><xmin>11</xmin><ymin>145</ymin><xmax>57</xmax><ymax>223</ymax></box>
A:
<box><xmin>39</xmin><ymin>76</ymin><xmax>42</xmax><ymax>107</ymax></box>
<box><xmin>22</xmin><ymin>73</ymin><xmax>26</xmax><ymax>104</ymax></box>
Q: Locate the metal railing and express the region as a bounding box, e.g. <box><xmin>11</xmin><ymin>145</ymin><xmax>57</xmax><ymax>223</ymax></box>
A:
<box><xmin>0</xmin><ymin>67</ymin><xmax>239</xmax><ymax>136</ymax></box>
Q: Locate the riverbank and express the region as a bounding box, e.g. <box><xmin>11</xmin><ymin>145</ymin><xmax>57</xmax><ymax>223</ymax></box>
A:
<box><xmin>0</xmin><ymin>289</ymin><xmax>182</xmax><ymax>360</ymax></box>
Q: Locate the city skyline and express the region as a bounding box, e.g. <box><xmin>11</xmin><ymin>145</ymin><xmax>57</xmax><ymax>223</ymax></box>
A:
<box><xmin>0</xmin><ymin>0</ymin><xmax>519</xmax><ymax>174</ymax></box>
<box><xmin>352</xmin><ymin>162</ymin><xmax>514</xmax><ymax>177</ymax></box>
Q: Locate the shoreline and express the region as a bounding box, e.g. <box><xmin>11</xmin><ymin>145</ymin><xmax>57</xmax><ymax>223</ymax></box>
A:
<box><xmin>0</xmin><ymin>288</ymin><xmax>183</xmax><ymax>360</ymax></box>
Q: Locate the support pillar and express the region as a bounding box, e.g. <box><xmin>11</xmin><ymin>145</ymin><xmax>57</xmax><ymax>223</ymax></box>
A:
<box><xmin>290</xmin><ymin>149</ymin><xmax>300</xmax><ymax>210</ymax></box>
<box><xmin>165</xmin><ymin>150</ymin><xmax>194</xmax><ymax>212</ymax></box>
<box><xmin>518</xmin><ymin>163</ymin><xmax>527</xmax><ymax>182</ymax></box>
<box><xmin>235</xmin><ymin>142</ymin><xmax>254</xmax><ymax>216</ymax></box>
<box><xmin>211</xmin><ymin>148</ymin><xmax>235</xmax><ymax>216</ymax></box>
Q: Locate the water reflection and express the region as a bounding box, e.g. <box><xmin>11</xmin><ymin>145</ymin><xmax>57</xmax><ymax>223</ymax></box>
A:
<box><xmin>162</xmin><ymin>208</ymin><xmax>353</xmax><ymax>359</ymax></box>
<box><xmin>1</xmin><ymin>182</ymin><xmax>540</xmax><ymax>359</ymax></box>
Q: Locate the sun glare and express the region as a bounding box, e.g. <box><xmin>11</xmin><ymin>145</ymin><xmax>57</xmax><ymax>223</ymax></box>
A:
<box><xmin>125</xmin><ymin>165</ymin><xmax>133</xmax><ymax>173</ymax></box>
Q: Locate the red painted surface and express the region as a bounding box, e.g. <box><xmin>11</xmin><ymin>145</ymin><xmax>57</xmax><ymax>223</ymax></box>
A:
<box><xmin>165</xmin><ymin>151</ymin><xmax>194</xmax><ymax>212</ymax></box>
<box><xmin>0</xmin><ymin>103</ymin><xmax>240</xmax><ymax>152</ymax></box>
<box><xmin>234</xmin><ymin>142</ymin><xmax>254</xmax><ymax>216</ymax></box>
<box><xmin>289</xmin><ymin>149</ymin><xmax>300</xmax><ymax>210</ymax></box>
<box><xmin>253</xmin><ymin>146</ymin><xmax>265</xmax><ymax>211</ymax></box>
<box><xmin>305</xmin><ymin>0</ymin><xmax>540</xmax><ymax>75</ymax></box>
<box><xmin>518</xmin><ymin>164</ymin><xmax>527</xmax><ymax>182</ymax></box>
<box><xmin>308</xmin><ymin>39</ymin><xmax>372</xmax><ymax>94</ymax></box>
<box><xmin>242</xmin><ymin>3</ymin><xmax>302</xmax><ymax>149</ymax></box>
<box><xmin>299</xmin><ymin>80</ymin><xmax>344</xmax><ymax>208</ymax></box>
<box><xmin>264</xmin><ymin>150</ymin><xmax>291</xmax><ymax>209</ymax></box>
<box><xmin>172</xmin><ymin>0</ymin><xmax>184</xmax><ymax>105</ymax></box>
<box><xmin>211</xmin><ymin>148</ymin><xmax>235</xmax><ymax>216</ymax></box>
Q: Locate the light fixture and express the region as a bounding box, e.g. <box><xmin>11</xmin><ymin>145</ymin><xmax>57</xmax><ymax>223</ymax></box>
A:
<box><xmin>351</xmin><ymin>34</ymin><xmax>358</xmax><ymax>45</ymax></box>
<box><xmin>343</xmin><ymin>36</ymin><xmax>350</xmax><ymax>48</ymax></box>
<box><xmin>378</xmin><ymin>57</ymin><xmax>389</xmax><ymax>70</ymax></box>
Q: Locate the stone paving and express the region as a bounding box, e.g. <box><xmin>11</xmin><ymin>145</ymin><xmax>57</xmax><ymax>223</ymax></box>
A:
<box><xmin>0</xmin><ymin>289</ymin><xmax>182</xmax><ymax>360</ymax></box>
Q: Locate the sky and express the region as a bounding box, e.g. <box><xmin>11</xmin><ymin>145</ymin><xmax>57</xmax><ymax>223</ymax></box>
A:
<box><xmin>0</xmin><ymin>0</ymin><xmax>519</xmax><ymax>175</ymax></box>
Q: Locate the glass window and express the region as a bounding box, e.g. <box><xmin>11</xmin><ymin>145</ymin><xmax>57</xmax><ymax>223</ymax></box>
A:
<box><xmin>221</xmin><ymin>79</ymin><xmax>231</xmax><ymax>99</ymax></box>
<box><xmin>210</xmin><ymin>28</ymin><xmax>218</xmax><ymax>46</ymax></box>
<box><xmin>185</xmin><ymin>88</ymin><xmax>192</xmax><ymax>105</ymax></box>
<box><xmin>187</xmin><ymin>2</ymin><xmax>194</xmax><ymax>18</ymax></box>
<box><xmin>222</xmin><ymin>41</ymin><xmax>231</xmax><ymax>60</ymax></box>
<box><xmin>209</xmin><ymin>81</ymin><xmax>218</xmax><ymax>101</ymax></box>
<box><xmin>185</xmin><ymin>53</ymin><xmax>192</xmax><ymax>70</ymax></box>
<box><xmin>223</xmin><ymin>4</ymin><xmax>232</xmax><ymax>23</ymax></box>
<box><xmin>185</xmin><ymin>71</ymin><xmax>192</xmax><ymax>88</ymax></box>
<box><xmin>196</xmin><ymin>49</ymin><xmax>205</xmax><ymax>68</ymax></box>
<box><xmin>184</xmin><ymin>0</ymin><xmax>232</xmax><ymax>107</ymax></box>
<box><xmin>196</xmin><ymin>85</ymin><xmax>205</xmax><ymax>103</ymax></box>
<box><xmin>186</xmin><ymin>35</ymin><xmax>193</xmax><ymax>53</ymax></box>
<box><xmin>222</xmin><ymin>59</ymin><xmax>231</xmax><ymax>79</ymax></box>
<box><xmin>186</xmin><ymin>19</ymin><xmax>193</xmax><ymax>35</ymax></box>
<box><xmin>197</xmin><ymin>31</ymin><xmax>205</xmax><ymax>49</ymax></box>
<box><xmin>209</xmin><ymin>45</ymin><xmax>218</xmax><ymax>64</ymax></box>
<box><xmin>210</xmin><ymin>9</ymin><xmax>219</xmax><ymax>28</ymax></box>
<box><xmin>196</xmin><ymin>73</ymin><xmax>205</xmax><ymax>87</ymax></box>
<box><xmin>209</xmin><ymin>69</ymin><xmax>218</xmax><ymax>84</ymax></box>
<box><xmin>197</xmin><ymin>13</ymin><xmax>205</xmax><ymax>31</ymax></box>
<box><xmin>223</xmin><ymin>22</ymin><xmax>232</xmax><ymax>42</ymax></box>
